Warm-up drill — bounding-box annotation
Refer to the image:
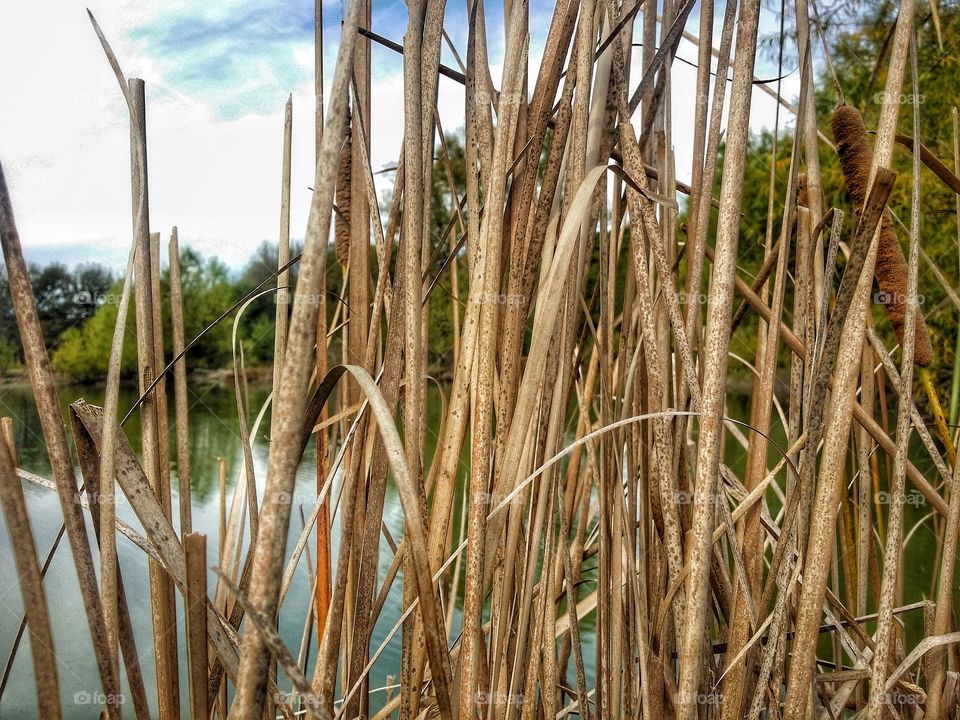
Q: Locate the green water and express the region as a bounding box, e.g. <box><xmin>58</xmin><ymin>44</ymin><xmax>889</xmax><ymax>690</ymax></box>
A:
<box><xmin>0</xmin><ymin>379</ymin><xmax>420</xmax><ymax>718</ymax></box>
<box><xmin>722</xmin><ymin>391</ymin><xmax>949</xmax><ymax>651</ymax></box>
<box><xmin>0</xmin><ymin>379</ymin><xmax>950</xmax><ymax>717</ymax></box>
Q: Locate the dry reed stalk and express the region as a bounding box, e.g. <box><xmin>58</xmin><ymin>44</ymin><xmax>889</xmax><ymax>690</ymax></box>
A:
<box><xmin>97</xmin><ymin>118</ymin><xmax>142</xmax><ymax>697</ymax></box>
<box><xmin>149</xmin><ymin>229</ymin><xmax>173</xmax><ymax>524</ymax></box>
<box><xmin>314</xmin><ymin>343</ymin><xmax>393</xmax><ymax>711</ymax></box>
<box><xmin>926</xmin><ymin>117</ymin><xmax>960</xmax><ymax>720</ymax></box>
<box><xmin>339</xmin><ymin>22</ymin><xmax>371</xmax><ymax>635</ymax></box>
<box><xmin>127</xmin><ymin>78</ymin><xmax>180</xmax><ymax>720</ymax></box>
<box><xmin>0</xmin><ymin>161</ymin><xmax>120</xmax><ymax>716</ymax></box>
<box><xmin>614</xmin><ymin>67</ymin><xmax>686</xmax><ymax>620</ymax></box>
<box><xmin>348</xmin><ymin>0</ymin><xmax>371</xmax><ymax>378</ymax></box>
<box><xmin>677</xmin><ymin>0</ymin><xmax>762</xmax><ymax>712</ymax></box>
<box><xmin>459</xmin><ymin>2</ymin><xmax>531</xmax><ymax>716</ymax></box>
<box><xmin>184</xmin><ymin>532</ymin><xmax>210</xmax><ymax>720</ymax></box>
<box><xmin>231</xmin><ymin>0</ymin><xmax>363</xmax><ymax>712</ymax></box>
<box><xmin>722</xmin><ymin>128</ymin><xmax>803</xmax><ymax>719</ymax></box>
<box><xmin>496</xmin><ymin>0</ymin><xmax>576</xmax><ymax>474</ymax></box>
<box><xmin>334</xmin><ymin>111</ymin><xmax>353</xmax><ymax>267</ymax></box>
<box><xmin>218</xmin><ymin>456</ymin><xmax>227</xmax><ymax>565</ymax></box>
<box><xmin>69</xmin><ymin>401</ymin><xmax>298</xmax><ymax>719</ymax></box>
<box><xmin>0</xmin><ymin>419</ymin><xmax>12</xmax><ymax>466</ymax></box>
<box><xmin>783</xmin><ymin>0</ymin><xmax>916</xmax><ymax>708</ymax></box>
<box><xmin>339</xmin><ymin>104</ymin><xmax>394</xmax><ymax>720</ymax></box>
<box><xmin>69</xmin><ymin>412</ymin><xmax>152</xmax><ymax>720</ymax></box>
<box><xmin>864</xmin><ymin>36</ymin><xmax>924</xmax><ymax>719</ymax></box>
<box><xmin>681</xmin><ymin>0</ymin><xmax>739</xmax><ymax>401</ymax></box>
<box><xmin>398</xmin><ymin>2</ymin><xmax>429</xmax><ymax>709</ymax></box>
<box><xmin>275</xmin><ymin>96</ymin><xmax>293</xmax><ymax>402</ymax></box>
<box><xmin>684</xmin><ymin>0</ymin><xmax>713</xmax><ymax>271</ymax></box>
<box><xmin>169</xmin><ymin>227</ymin><xmax>192</xmax><ymax>533</ymax></box>
<box><xmin>0</xmin><ymin>426</ymin><xmax>60</xmax><ymax>719</ymax></box>
<box><xmin>717</xmin><ymin>248</ymin><xmax>949</xmax><ymax>519</ymax></box>
<box><xmin>313</xmin><ymin>0</ymin><xmax>333</xmax><ymax>657</ymax></box>
<box><xmin>926</xmin><ymin>434</ymin><xmax>960</xmax><ymax>720</ymax></box>
<box><xmin>345</xmin><ymin>83</ymin><xmax>429</xmax><ymax>719</ymax></box>
<box><xmin>794</xmin><ymin>0</ymin><xmax>826</xmax><ymax>315</ymax></box>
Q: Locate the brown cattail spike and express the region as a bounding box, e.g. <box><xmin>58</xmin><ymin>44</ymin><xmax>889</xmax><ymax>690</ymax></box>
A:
<box><xmin>797</xmin><ymin>173</ymin><xmax>809</xmax><ymax>209</ymax></box>
<box><xmin>334</xmin><ymin>109</ymin><xmax>352</xmax><ymax>267</ymax></box>
<box><xmin>830</xmin><ymin>104</ymin><xmax>933</xmax><ymax>367</ymax></box>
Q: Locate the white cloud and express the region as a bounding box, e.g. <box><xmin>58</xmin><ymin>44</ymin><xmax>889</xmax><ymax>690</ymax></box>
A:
<box><xmin>0</xmin><ymin>0</ymin><xmax>802</xmax><ymax>275</ymax></box>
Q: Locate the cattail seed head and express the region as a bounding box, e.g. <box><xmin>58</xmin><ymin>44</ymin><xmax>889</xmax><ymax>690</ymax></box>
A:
<box><xmin>830</xmin><ymin>103</ymin><xmax>933</xmax><ymax>367</ymax></box>
<box><xmin>334</xmin><ymin>110</ymin><xmax>352</xmax><ymax>267</ymax></box>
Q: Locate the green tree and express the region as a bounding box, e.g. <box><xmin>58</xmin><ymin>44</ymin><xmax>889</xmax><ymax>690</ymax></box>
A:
<box><xmin>51</xmin><ymin>281</ymin><xmax>138</xmax><ymax>381</ymax></box>
<box><xmin>159</xmin><ymin>247</ymin><xmax>238</xmax><ymax>369</ymax></box>
<box><xmin>0</xmin><ymin>261</ymin><xmax>114</xmax><ymax>368</ymax></box>
<box><xmin>720</xmin><ymin>1</ymin><xmax>960</xmax><ymax>378</ymax></box>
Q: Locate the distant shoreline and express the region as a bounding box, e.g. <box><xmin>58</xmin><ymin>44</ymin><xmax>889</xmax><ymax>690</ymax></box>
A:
<box><xmin>0</xmin><ymin>364</ymin><xmax>276</xmax><ymax>389</ymax></box>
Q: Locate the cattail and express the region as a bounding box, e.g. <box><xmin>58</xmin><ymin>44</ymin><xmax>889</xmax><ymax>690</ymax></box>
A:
<box><xmin>797</xmin><ymin>172</ymin><xmax>809</xmax><ymax>208</ymax></box>
<box><xmin>830</xmin><ymin>104</ymin><xmax>933</xmax><ymax>366</ymax></box>
<box><xmin>334</xmin><ymin>109</ymin><xmax>352</xmax><ymax>267</ymax></box>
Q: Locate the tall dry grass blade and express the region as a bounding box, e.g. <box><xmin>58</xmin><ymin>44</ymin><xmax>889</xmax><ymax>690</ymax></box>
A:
<box><xmin>865</xmin><ymin>34</ymin><xmax>923</xmax><ymax>719</ymax></box>
<box><xmin>274</xmin><ymin>96</ymin><xmax>293</xmax><ymax>405</ymax></box>
<box><xmin>927</xmin><ymin>114</ymin><xmax>960</xmax><ymax>720</ymax></box>
<box><xmin>214</xmin><ymin>568</ymin><xmax>329</xmax><ymax>720</ymax></box>
<box><xmin>149</xmin><ymin>229</ymin><xmax>172</xmax><ymax>530</ymax></box>
<box><xmin>169</xmin><ymin>227</ymin><xmax>192</xmax><ymax>533</ymax></box>
<box><xmin>88</xmin><ymin>15</ymin><xmax>153</xmax><ymax>689</ymax></box>
<box><xmin>683</xmin><ymin>0</ymin><xmax>739</xmax><ymax>385</ymax></box>
<box><xmin>312</xmin><ymin>0</ymin><xmax>333</xmax><ymax>660</ymax></box>
<box><xmin>397</xmin><ymin>1</ymin><xmax>431</xmax><ymax>708</ymax></box>
<box><xmin>459</xmin><ymin>1</ymin><xmax>531</xmax><ymax>715</ymax></box>
<box><xmin>723</xmin><ymin>124</ymin><xmax>803</xmax><ymax>720</ymax></box>
<box><xmin>231</xmin><ymin>0</ymin><xmax>364</xmax><ymax>712</ymax></box>
<box><xmin>184</xmin><ymin>532</ymin><xmax>210</xmax><ymax>720</ymax></box>
<box><xmin>70</xmin><ymin>412</ymin><xmax>152</xmax><ymax>720</ymax></box>
<box><xmin>0</xmin><ymin>428</ymin><xmax>60</xmax><ymax>719</ymax></box>
<box><xmin>783</xmin><ymin>0</ymin><xmax>916</xmax><ymax>711</ymax></box>
<box><xmin>677</xmin><ymin>0</ymin><xmax>762</xmax><ymax>712</ymax></box>
<box><xmin>100</xmin><ymin>152</ymin><xmax>140</xmax><ymax>699</ymax></box>
<box><xmin>127</xmin><ymin>78</ymin><xmax>180</xmax><ymax>720</ymax></box>
<box><xmin>343</xmin><ymin>78</ymin><xmax>408</xmax><ymax>719</ymax></box>
<box><xmin>794</xmin><ymin>0</ymin><xmax>826</xmax><ymax>316</ymax></box>
<box><xmin>0</xmin><ymin>161</ymin><xmax>120</xmax><ymax>717</ymax></box>
<box><xmin>69</xmin><ymin>401</ymin><xmax>298</xmax><ymax>720</ymax></box>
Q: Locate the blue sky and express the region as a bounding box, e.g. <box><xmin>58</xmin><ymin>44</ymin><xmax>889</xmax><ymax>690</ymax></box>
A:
<box><xmin>1</xmin><ymin>0</ymin><xmax>800</xmax><ymax>273</ymax></box>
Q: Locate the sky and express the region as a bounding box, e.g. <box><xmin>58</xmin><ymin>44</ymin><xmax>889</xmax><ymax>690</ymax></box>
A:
<box><xmin>0</xmin><ymin>0</ymin><xmax>802</xmax><ymax>274</ymax></box>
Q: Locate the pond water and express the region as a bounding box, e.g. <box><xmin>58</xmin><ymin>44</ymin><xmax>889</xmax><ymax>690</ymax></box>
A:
<box><xmin>0</xmin><ymin>378</ymin><xmax>946</xmax><ymax>717</ymax></box>
<box><xmin>0</xmin><ymin>379</ymin><xmax>447</xmax><ymax>718</ymax></box>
